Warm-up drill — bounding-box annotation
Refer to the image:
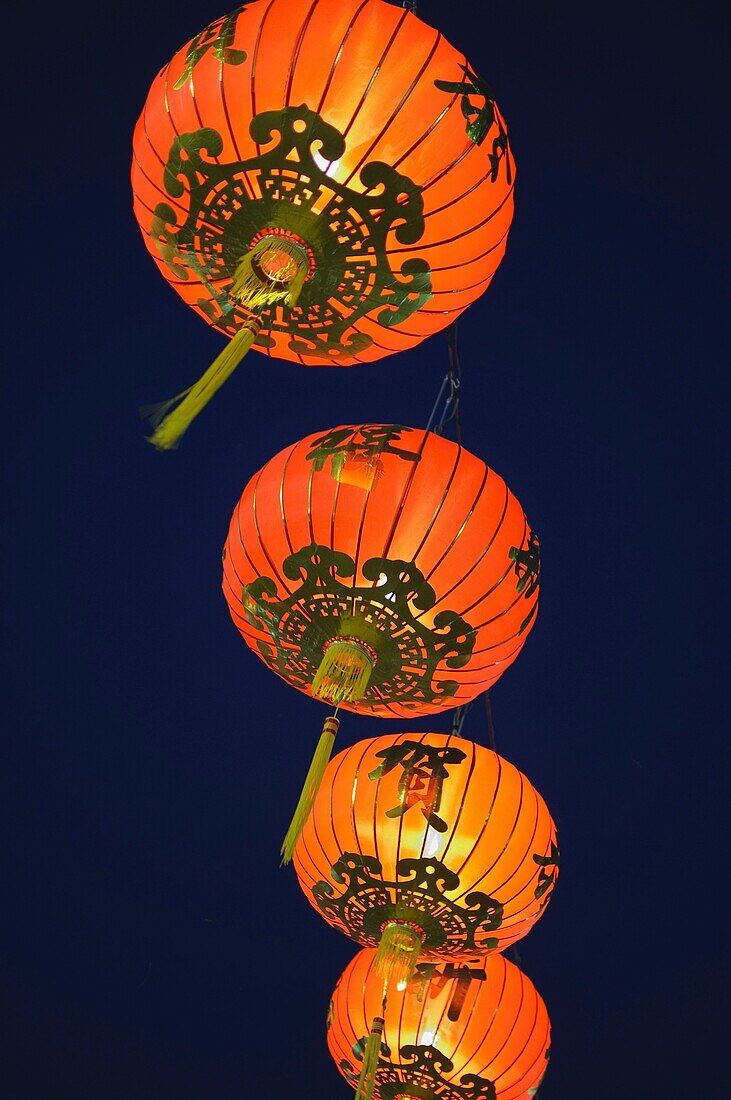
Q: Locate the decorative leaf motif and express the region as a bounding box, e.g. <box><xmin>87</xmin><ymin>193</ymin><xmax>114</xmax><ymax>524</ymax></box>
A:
<box><xmin>240</xmin><ymin>543</ymin><xmax>475</xmax><ymax>708</ymax></box>
<box><xmin>150</xmin><ymin>105</ymin><xmax>433</xmax><ymax>357</ymax></box>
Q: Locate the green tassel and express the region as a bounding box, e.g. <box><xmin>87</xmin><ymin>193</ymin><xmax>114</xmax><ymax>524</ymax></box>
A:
<box><xmin>146</xmin><ymin>320</ymin><xmax>259</xmax><ymax>451</ymax></box>
<box><xmin>146</xmin><ymin>235</ymin><xmax>308</xmax><ymax>451</ymax></box>
<box><xmin>231</xmin><ymin>235</ymin><xmax>309</xmax><ymax>309</ymax></box>
<box><xmin>355</xmin><ymin>1017</ymin><xmax>384</xmax><ymax>1100</ymax></box>
<box><xmin>280</xmin><ymin>714</ymin><xmax>339</xmax><ymax>864</ymax></box>
<box><xmin>374</xmin><ymin>921</ymin><xmax>424</xmax><ymax>990</ymax></box>
<box><xmin>311</xmin><ymin>640</ymin><xmax>374</xmax><ymax>705</ymax></box>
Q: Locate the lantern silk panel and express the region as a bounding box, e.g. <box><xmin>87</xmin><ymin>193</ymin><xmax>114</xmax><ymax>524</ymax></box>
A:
<box><xmin>131</xmin><ymin>0</ymin><xmax>515</xmax><ymax>365</ymax></box>
<box><xmin>221</xmin><ymin>425</ymin><xmax>540</xmax><ymax>718</ymax></box>
<box><xmin>328</xmin><ymin>949</ymin><xmax>551</xmax><ymax>1100</ymax></box>
<box><xmin>293</xmin><ymin>732</ymin><xmax>559</xmax><ymax>958</ymax></box>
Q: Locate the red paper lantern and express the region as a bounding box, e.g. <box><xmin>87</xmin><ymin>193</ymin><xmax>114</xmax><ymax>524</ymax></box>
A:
<box><xmin>131</xmin><ymin>0</ymin><xmax>515</xmax><ymax>446</ymax></box>
<box><xmin>293</xmin><ymin>731</ymin><xmax>559</xmax><ymax>979</ymax></box>
<box><xmin>222</xmin><ymin>424</ymin><xmax>539</xmax><ymax>719</ymax></box>
<box><xmin>328</xmin><ymin>948</ymin><xmax>552</xmax><ymax>1100</ymax></box>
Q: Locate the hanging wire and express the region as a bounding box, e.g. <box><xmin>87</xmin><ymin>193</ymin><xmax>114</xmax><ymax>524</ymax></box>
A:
<box><xmin>425</xmin><ymin>322</ymin><xmax>462</xmax><ymax>438</ymax></box>
<box><xmin>445</xmin><ymin>322</ymin><xmax>463</xmax><ymax>444</ymax></box>
<box><xmin>450</xmin><ymin>700</ymin><xmax>473</xmax><ymax>738</ymax></box>
<box><xmin>484</xmin><ymin>691</ymin><xmax>497</xmax><ymax>752</ymax></box>
<box><xmin>402</xmin><ymin>0</ymin><xmax>417</xmax><ymax>12</ymax></box>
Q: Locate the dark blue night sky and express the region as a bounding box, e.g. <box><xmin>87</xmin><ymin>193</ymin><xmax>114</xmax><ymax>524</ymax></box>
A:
<box><xmin>3</xmin><ymin>0</ymin><xmax>728</xmax><ymax>1096</ymax></box>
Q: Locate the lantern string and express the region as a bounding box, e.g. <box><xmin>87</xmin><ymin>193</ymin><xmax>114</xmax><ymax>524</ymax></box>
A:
<box><xmin>425</xmin><ymin>322</ymin><xmax>462</xmax><ymax>440</ymax></box>
<box><xmin>484</xmin><ymin>691</ymin><xmax>497</xmax><ymax>752</ymax></box>
<box><xmin>424</xmin><ymin>372</ymin><xmax>450</xmax><ymax>434</ymax></box>
<box><xmin>451</xmin><ymin>700</ymin><xmax>473</xmax><ymax>738</ymax></box>
<box><xmin>402</xmin><ymin>0</ymin><xmax>417</xmax><ymax>12</ymax></box>
<box><xmin>452</xmin><ymin>690</ymin><xmax>497</xmax><ymax>748</ymax></box>
<box><xmin>445</xmin><ymin>321</ymin><xmax>463</xmax><ymax>445</ymax></box>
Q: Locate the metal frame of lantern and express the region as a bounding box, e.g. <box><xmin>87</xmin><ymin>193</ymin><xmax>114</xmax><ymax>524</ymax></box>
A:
<box><xmin>131</xmin><ymin>0</ymin><xmax>515</xmax><ymax>448</ymax></box>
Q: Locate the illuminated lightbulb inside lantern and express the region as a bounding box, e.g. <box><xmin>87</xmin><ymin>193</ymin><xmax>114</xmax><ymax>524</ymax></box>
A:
<box><xmin>396</xmin><ymin>979</ymin><xmax>408</xmax><ymax>992</ymax></box>
<box><xmin>420</xmin><ymin>1029</ymin><xmax>437</xmax><ymax>1046</ymax></box>
<box><xmin>313</xmin><ymin>149</ymin><xmax>341</xmax><ymax>176</ymax></box>
<box><xmin>424</xmin><ymin>826</ymin><xmax>443</xmax><ymax>858</ymax></box>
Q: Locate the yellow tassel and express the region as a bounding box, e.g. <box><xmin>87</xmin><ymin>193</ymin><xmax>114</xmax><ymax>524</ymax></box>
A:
<box><xmin>374</xmin><ymin>922</ymin><xmax>424</xmax><ymax>990</ymax></box>
<box><xmin>311</xmin><ymin>640</ymin><xmax>374</xmax><ymax>705</ymax></box>
<box><xmin>146</xmin><ymin>320</ymin><xmax>259</xmax><ymax>451</ymax></box>
<box><xmin>231</xmin><ymin>235</ymin><xmax>309</xmax><ymax>309</ymax></box>
<box><xmin>146</xmin><ymin>235</ymin><xmax>309</xmax><ymax>450</ymax></box>
<box><xmin>355</xmin><ymin>1016</ymin><xmax>384</xmax><ymax>1100</ymax></box>
<box><xmin>280</xmin><ymin>714</ymin><xmax>340</xmax><ymax>865</ymax></box>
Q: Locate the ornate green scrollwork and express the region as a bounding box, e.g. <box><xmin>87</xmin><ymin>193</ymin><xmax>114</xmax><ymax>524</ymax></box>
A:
<box><xmin>306</xmin><ymin>425</ymin><xmax>421</xmax><ymax>473</ymax></box>
<box><xmin>340</xmin><ymin>1042</ymin><xmax>497</xmax><ymax>1100</ymax></box>
<box><xmin>150</xmin><ymin>105</ymin><xmax>432</xmax><ymax>359</ymax></box>
<box><xmin>173</xmin><ymin>7</ymin><xmax>248</xmax><ymax>89</ymax></box>
<box><xmin>312</xmin><ymin>854</ymin><xmax>503</xmax><ymax>955</ymax></box>
<box><xmin>435</xmin><ymin>65</ymin><xmax>511</xmax><ymax>183</ymax></box>
<box><xmin>241</xmin><ymin>544</ymin><xmax>474</xmax><ymax>708</ymax></box>
<box><xmin>509</xmin><ymin>527</ymin><xmax>540</xmax><ymax>635</ymax></box>
<box><xmin>533</xmin><ymin>841</ymin><xmax>560</xmax><ymax>910</ymax></box>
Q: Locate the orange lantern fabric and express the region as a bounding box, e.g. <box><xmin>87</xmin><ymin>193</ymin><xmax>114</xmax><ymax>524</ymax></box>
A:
<box><xmin>222</xmin><ymin>424</ymin><xmax>540</xmax><ymax>719</ymax></box>
<box><xmin>131</xmin><ymin>0</ymin><xmax>515</xmax><ymax>446</ymax></box>
<box><xmin>328</xmin><ymin>948</ymin><xmax>552</xmax><ymax>1100</ymax></box>
<box><xmin>293</xmin><ymin>732</ymin><xmax>559</xmax><ymax>970</ymax></box>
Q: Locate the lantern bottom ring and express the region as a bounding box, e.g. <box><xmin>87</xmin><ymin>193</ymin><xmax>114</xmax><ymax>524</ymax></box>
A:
<box><xmin>248</xmin><ymin>227</ymin><xmax>316</xmax><ymax>282</ymax></box>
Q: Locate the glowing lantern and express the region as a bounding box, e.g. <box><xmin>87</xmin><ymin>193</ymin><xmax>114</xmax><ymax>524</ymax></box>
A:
<box><xmin>131</xmin><ymin>0</ymin><xmax>515</xmax><ymax>447</ymax></box>
<box><xmin>328</xmin><ymin>948</ymin><xmax>552</xmax><ymax>1100</ymax></box>
<box><xmin>293</xmin><ymin>732</ymin><xmax>559</xmax><ymax>983</ymax></box>
<box><xmin>221</xmin><ymin>424</ymin><xmax>540</xmax><ymax>857</ymax></box>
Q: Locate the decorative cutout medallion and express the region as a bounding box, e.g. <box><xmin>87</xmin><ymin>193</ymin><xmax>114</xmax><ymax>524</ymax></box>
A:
<box><xmin>151</xmin><ymin>105</ymin><xmax>432</xmax><ymax>358</ymax></box>
<box><xmin>312</xmin><ymin>854</ymin><xmax>504</xmax><ymax>955</ymax></box>
<box><xmin>340</xmin><ymin>1042</ymin><xmax>497</xmax><ymax>1100</ymax></box>
<box><xmin>241</xmin><ymin>544</ymin><xmax>474</xmax><ymax>708</ymax></box>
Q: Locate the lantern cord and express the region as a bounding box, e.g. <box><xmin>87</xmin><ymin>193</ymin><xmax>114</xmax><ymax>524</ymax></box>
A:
<box><xmin>485</xmin><ymin>691</ymin><xmax>497</xmax><ymax>752</ymax></box>
<box><xmin>402</xmin><ymin>0</ymin><xmax>417</xmax><ymax>12</ymax></box>
<box><xmin>451</xmin><ymin>701</ymin><xmax>473</xmax><ymax>738</ymax></box>
<box><xmin>280</xmin><ymin>710</ymin><xmax>340</xmax><ymax>864</ymax></box>
<box><xmin>424</xmin><ymin>372</ymin><xmax>450</xmax><ymax>434</ymax></box>
<box><xmin>425</xmin><ymin>322</ymin><xmax>462</xmax><ymax>440</ymax></box>
<box><xmin>446</xmin><ymin>321</ymin><xmax>463</xmax><ymax>445</ymax></box>
<box><xmin>355</xmin><ymin>1013</ymin><xmax>385</xmax><ymax>1100</ymax></box>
